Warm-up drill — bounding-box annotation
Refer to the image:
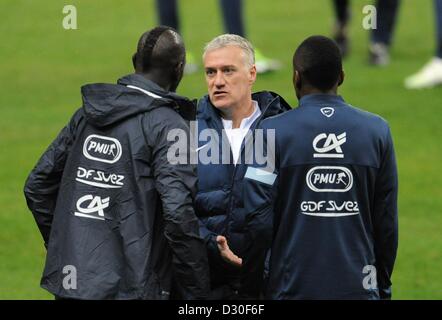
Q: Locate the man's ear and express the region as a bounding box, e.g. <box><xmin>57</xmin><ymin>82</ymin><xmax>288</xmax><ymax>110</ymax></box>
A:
<box><xmin>171</xmin><ymin>61</ymin><xmax>185</xmax><ymax>89</ymax></box>
<box><xmin>249</xmin><ymin>64</ymin><xmax>257</xmax><ymax>85</ymax></box>
<box><xmin>294</xmin><ymin>70</ymin><xmax>302</xmax><ymax>90</ymax></box>
<box><xmin>132</xmin><ymin>53</ymin><xmax>137</xmax><ymax>70</ymax></box>
<box><xmin>176</xmin><ymin>61</ymin><xmax>185</xmax><ymax>77</ymax></box>
<box><xmin>338</xmin><ymin>69</ymin><xmax>345</xmax><ymax>87</ymax></box>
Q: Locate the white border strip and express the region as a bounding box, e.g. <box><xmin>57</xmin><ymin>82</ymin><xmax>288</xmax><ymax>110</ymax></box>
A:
<box><xmin>301</xmin><ymin>212</ymin><xmax>359</xmax><ymax>217</ymax></box>
<box><xmin>127</xmin><ymin>85</ymin><xmax>163</xmax><ymax>99</ymax></box>
<box><xmin>75</xmin><ymin>178</ymin><xmax>122</xmax><ymax>189</ymax></box>
<box><xmin>74</xmin><ymin>212</ymin><xmax>105</xmax><ymax>220</ymax></box>
<box><xmin>245</xmin><ymin>167</ymin><xmax>277</xmax><ymax>186</ymax></box>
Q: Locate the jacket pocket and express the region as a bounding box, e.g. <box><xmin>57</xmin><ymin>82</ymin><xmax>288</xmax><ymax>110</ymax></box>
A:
<box><xmin>195</xmin><ymin>188</ymin><xmax>230</xmax><ymax>216</ymax></box>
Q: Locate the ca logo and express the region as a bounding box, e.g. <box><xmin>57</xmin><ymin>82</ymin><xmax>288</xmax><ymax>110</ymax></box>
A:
<box><xmin>313</xmin><ymin>132</ymin><xmax>346</xmax><ymax>158</ymax></box>
<box><xmin>74</xmin><ymin>195</ymin><xmax>110</xmax><ymax>220</ymax></box>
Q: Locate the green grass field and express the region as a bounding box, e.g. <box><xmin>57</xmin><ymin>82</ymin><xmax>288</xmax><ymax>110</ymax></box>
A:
<box><xmin>0</xmin><ymin>0</ymin><xmax>441</xmax><ymax>299</ymax></box>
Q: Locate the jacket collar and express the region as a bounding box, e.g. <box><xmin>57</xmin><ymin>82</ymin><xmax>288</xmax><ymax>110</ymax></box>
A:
<box><xmin>118</xmin><ymin>74</ymin><xmax>197</xmax><ymax>121</ymax></box>
<box><xmin>117</xmin><ymin>74</ymin><xmax>169</xmax><ymax>97</ymax></box>
<box><xmin>298</xmin><ymin>93</ymin><xmax>345</xmax><ymax>107</ymax></box>
<box><xmin>198</xmin><ymin>91</ymin><xmax>291</xmax><ymax>122</ymax></box>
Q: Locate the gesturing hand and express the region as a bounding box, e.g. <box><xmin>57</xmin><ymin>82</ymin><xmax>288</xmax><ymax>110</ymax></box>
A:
<box><xmin>216</xmin><ymin>235</ymin><xmax>243</xmax><ymax>268</ymax></box>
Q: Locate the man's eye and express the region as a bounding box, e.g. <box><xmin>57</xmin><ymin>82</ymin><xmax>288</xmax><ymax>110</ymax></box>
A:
<box><xmin>224</xmin><ymin>68</ymin><xmax>234</xmax><ymax>74</ymax></box>
<box><xmin>206</xmin><ymin>70</ymin><xmax>215</xmax><ymax>76</ymax></box>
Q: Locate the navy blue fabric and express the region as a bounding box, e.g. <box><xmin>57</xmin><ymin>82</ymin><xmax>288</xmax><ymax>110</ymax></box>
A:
<box><xmin>156</xmin><ymin>0</ymin><xmax>179</xmax><ymax>30</ymax></box>
<box><xmin>219</xmin><ymin>0</ymin><xmax>245</xmax><ymax>36</ymax></box>
<box><xmin>156</xmin><ymin>0</ymin><xmax>244</xmax><ymax>37</ymax></box>
<box><xmin>371</xmin><ymin>0</ymin><xmax>401</xmax><ymax>46</ymax></box>
<box><xmin>436</xmin><ymin>0</ymin><xmax>442</xmax><ymax>58</ymax></box>
<box><xmin>243</xmin><ymin>94</ymin><xmax>398</xmax><ymax>299</ymax></box>
<box><xmin>333</xmin><ymin>0</ymin><xmax>400</xmax><ymax>46</ymax></box>
<box><xmin>195</xmin><ymin>91</ymin><xmax>291</xmax><ymax>288</ymax></box>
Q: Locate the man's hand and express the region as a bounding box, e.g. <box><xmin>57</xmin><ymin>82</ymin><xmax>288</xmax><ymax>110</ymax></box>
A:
<box><xmin>216</xmin><ymin>235</ymin><xmax>242</xmax><ymax>268</ymax></box>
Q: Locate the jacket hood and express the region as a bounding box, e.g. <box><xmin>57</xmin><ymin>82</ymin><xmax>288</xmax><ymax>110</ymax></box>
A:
<box><xmin>82</xmin><ymin>74</ymin><xmax>196</xmax><ymax>127</ymax></box>
<box><xmin>197</xmin><ymin>91</ymin><xmax>291</xmax><ymax>121</ymax></box>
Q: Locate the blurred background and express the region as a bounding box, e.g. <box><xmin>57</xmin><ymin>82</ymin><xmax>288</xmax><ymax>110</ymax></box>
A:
<box><xmin>0</xmin><ymin>0</ymin><xmax>441</xmax><ymax>299</ymax></box>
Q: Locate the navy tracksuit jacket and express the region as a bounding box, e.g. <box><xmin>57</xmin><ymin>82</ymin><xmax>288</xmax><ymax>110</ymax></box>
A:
<box><xmin>195</xmin><ymin>91</ymin><xmax>290</xmax><ymax>295</ymax></box>
<box><xmin>243</xmin><ymin>94</ymin><xmax>398</xmax><ymax>299</ymax></box>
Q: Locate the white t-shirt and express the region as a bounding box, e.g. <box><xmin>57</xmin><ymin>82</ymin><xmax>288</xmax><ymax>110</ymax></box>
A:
<box><xmin>221</xmin><ymin>101</ymin><xmax>262</xmax><ymax>165</ymax></box>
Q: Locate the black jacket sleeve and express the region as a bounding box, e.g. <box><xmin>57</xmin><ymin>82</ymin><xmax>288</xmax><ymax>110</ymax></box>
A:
<box><xmin>23</xmin><ymin>110</ymin><xmax>80</xmax><ymax>247</ymax></box>
<box><xmin>146</xmin><ymin>107</ymin><xmax>210</xmax><ymax>300</ymax></box>
<box><xmin>372</xmin><ymin>125</ymin><xmax>399</xmax><ymax>299</ymax></box>
<box><xmin>198</xmin><ymin>220</ymin><xmax>222</xmax><ymax>264</ymax></box>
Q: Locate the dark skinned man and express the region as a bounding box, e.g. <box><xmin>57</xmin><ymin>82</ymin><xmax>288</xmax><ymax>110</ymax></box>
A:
<box><xmin>243</xmin><ymin>35</ymin><xmax>398</xmax><ymax>299</ymax></box>
<box><xmin>24</xmin><ymin>26</ymin><xmax>210</xmax><ymax>300</ymax></box>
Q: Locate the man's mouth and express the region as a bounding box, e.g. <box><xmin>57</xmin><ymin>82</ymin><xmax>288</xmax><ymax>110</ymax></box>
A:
<box><xmin>213</xmin><ymin>91</ymin><xmax>228</xmax><ymax>97</ymax></box>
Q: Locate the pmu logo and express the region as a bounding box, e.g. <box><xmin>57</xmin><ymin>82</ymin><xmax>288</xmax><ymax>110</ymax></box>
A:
<box><xmin>83</xmin><ymin>135</ymin><xmax>122</xmax><ymax>164</ymax></box>
<box><xmin>74</xmin><ymin>195</ymin><xmax>109</xmax><ymax>220</ymax></box>
<box><xmin>306</xmin><ymin>166</ymin><xmax>353</xmax><ymax>192</ymax></box>
<box><xmin>313</xmin><ymin>132</ymin><xmax>346</xmax><ymax>158</ymax></box>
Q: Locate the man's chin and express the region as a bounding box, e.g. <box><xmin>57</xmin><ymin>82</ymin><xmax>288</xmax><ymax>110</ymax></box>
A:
<box><xmin>211</xmin><ymin>98</ymin><xmax>231</xmax><ymax>110</ymax></box>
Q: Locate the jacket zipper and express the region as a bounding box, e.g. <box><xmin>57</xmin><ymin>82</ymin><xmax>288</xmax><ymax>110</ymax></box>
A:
<box><xmin>224</xmin><ymin>96</ymin><xmax>280</xmax><ymax>238</ymax></box>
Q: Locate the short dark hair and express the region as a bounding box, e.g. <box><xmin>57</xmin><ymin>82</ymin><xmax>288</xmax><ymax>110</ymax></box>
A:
<box><xmin>133</xmin><ymin>26</ymin><xmax>185</xmax><ymax>72</ymax></box>
<box><xmin>293</xmin><ymin>35</ymin><xmax>342</xmax><ymax>91</ymax></box>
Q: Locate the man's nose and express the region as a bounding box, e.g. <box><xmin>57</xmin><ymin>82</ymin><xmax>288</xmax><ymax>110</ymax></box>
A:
<box><xmin>214</xmin><ymin>71</ymin><xmax>225</xmax><ymax>87</ymax></box>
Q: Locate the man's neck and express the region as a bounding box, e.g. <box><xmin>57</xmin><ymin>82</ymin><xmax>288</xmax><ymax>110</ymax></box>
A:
<box><xmin>299</xmin><ymin>87</ymin><xmax>338</xmax><ymax>99</ymax></box>
<box><xmin>221</xmin><ymin>99</ymin><xmax>254</xmax><ymax>129</ymax></box>
<box><xmin>137</xmin><ymin>71</ymin><xmax>172</xmax><ymax>92</ymax></box>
